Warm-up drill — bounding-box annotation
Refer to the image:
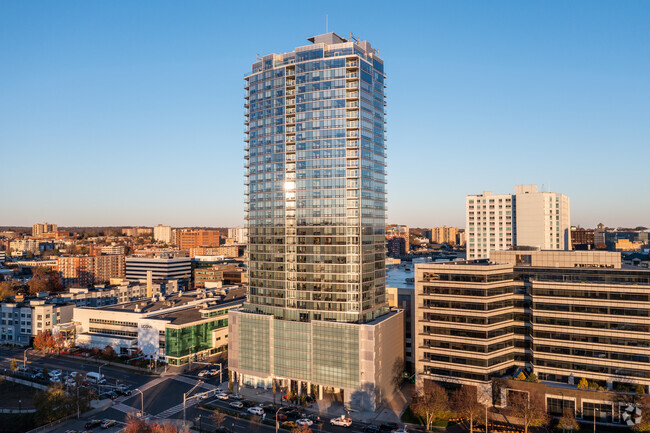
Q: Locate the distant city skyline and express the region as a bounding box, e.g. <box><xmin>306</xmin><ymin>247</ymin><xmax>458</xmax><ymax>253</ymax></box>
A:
<box><xmin>1</xmin><ymin>1</ymin><xmax>649</xmax><ymax>228</ymax></box>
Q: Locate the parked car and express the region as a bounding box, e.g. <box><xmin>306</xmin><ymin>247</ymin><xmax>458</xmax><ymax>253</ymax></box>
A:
<box><xmin>281</xmin><ymin>421</ymin><xmax>298</xmax><ymax>429</ymax></box>
<box><xmin>198</xmin><ymin>370</ymin><xmax>209</xmax><ymax>378</ymax></box>
<box><xmin>283</xmin><ymin>410</ymin><xmax>301</xmax><ymax>420</ymax></box>
<box><xmin>101</xmin><ymin>419</ymin><xmax>116</xmax><ymax>429</ymax></box>
<box><xmin>392</xmin><ymin>429</ymin><xmax>408</xmax><ymax>433</ymax></box>
<box><xmin>296</xmin><ymin>419</ymin><xmax>313</xmax><ymax>427</ymax></box>
<box><xmin>331</xmin><ymin>416</ymin><xmax>353</xmax><ymax>427</ymax></box>
<box><xmin>379</xmin><ymin>423</ymin><xmax>399</xmax><ymax>432</ymax></box>
<box><xmin>248</xmin><ymin>406</ymin><xmax>264</xmax><ymax>416</ymax></box>
<box><xmin>241</xmin><ymin>400</ymin><xmax>256</xmax><ymax>408</ymax></box>
<box><xmin>229</xmin><ymin>401</ymin><xmax>244</xmax><ymax>409</ymax></box>
<box><xmin>85</xmin><ymin>419</ymin><xmax>102</xmax><ymax>429</ymax></box>
<box><xmin>306</xmin><ymin>414</ymin><xmax>321</xmax><ymax>423</ymax></box>
<box><xmin>364</xmin><ymin>425</ymin><xmax>380</xmax><ymax>433</ymax></box>
<box><xmin>209</xmin><ymin>369</ymin><xmax>220</xmax><ymax>377</ymax></box>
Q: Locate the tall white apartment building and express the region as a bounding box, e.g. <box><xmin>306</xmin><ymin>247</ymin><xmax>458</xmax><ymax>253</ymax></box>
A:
<box><xmin>466</xmin><ymin>185</ymin><xmax>570</xmax><ymax>260</ymax></box>
<box><xmin>466</xmin><ymin>192</ymin><xmax>514</xmax><ymax>260</ymax></box>
<box><xmin>227</xmin><ymin>227</ymin><xmax>248</xmax><ymax>244</ymax></box>
<box><xmin>514</xmin><ymin>185</ymin><xmax>571</xmax><ymax>251</ymax></box>
<box><xmin>153</xmin><ymin>224</ymin><xmax>172</xmax><ymax>244</ymax></box>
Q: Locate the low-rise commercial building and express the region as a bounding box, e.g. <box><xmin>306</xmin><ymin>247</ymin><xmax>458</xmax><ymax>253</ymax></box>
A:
<box><xmin>74</xmin><ymin>288</ymin><xmax>245</xmax><ymax>365</ymax></box>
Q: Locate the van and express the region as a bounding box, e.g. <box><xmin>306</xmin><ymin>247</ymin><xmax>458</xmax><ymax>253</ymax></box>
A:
<box><xmin>86</xmin><ymin>371</ymin><xmax>106</xmax><ymax>384</ymax></box>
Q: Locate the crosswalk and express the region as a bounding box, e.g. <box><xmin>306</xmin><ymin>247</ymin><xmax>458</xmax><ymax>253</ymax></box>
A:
<box><xmin>155</xmin><ymin>399</ymin><xmax>198</xmax><ymax>419</ymax></box>
<box><xmin>172</xmin><ymin>374</ymin><xmax>217</xmax><ymax>389</ymax></box>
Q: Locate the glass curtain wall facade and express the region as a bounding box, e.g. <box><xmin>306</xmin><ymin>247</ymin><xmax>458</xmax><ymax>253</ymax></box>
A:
<box><xmin>245</xmin><ymin>33</ymin><xmax>388</xmax><ymax>324</ymax></box>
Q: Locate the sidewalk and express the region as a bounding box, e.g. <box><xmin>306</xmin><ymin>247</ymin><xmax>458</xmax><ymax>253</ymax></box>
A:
<box><xmin>219</xmin><ymin>382</ymin><xmax>407</xmax><ymax>424</ymax></box>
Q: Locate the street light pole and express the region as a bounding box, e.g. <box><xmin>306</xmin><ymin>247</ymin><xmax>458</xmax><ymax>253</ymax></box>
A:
<box><xmin>593</xmin><ymin>407</ymin><xmax>599</xmax><ymax>433</ymax></box>
<box><xmin>276</xmin><ymin>407</ymin><xmax>282</xmax><ymax>433</ymax></box>
<box><xmin>134</xmin><ymin>389</ymin><xmax>144</xmax><ymax>416</ymax></box>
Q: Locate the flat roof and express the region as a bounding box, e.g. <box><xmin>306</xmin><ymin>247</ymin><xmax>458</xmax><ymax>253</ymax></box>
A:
<box><xmin>150</xmin><ymin>297</ymin><xmax>245</xmax><ymax>326</ymax></box>
<box><xmin>99</xmin><ymin>294</ymin><xmax>200</xmax><ymax>313</ymax></box>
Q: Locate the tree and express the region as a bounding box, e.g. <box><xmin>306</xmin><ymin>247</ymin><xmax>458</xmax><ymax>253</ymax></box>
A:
<box><xmin>124</xmin><ymin>413</ymin><xmax>179</xmax><ymax>433</ymax></box>
<box><xmin>0</xmin><ymin>280</ymin><xmax>18</xmax><ymax>298</ymax></box>
<box><xmin>10</xmin><ymin>359</ymin><xmax>17</xmax><ymax>373</ymax></box>
<box><xmin>525</xmin><ymin>373</ymin><xmax>538</xmax><ymax>383</ymax></box>
<box><xmin>577</xmin><ymin>378</ymin><xmax>589</xmax><ymax>389</ymax></box>
<box><xmin>211</xmin><ymin>410</ymin><xmax>227</xmax><ymax>428</ymax></box>
<box><xmin>558</xmin><ymin>408</ymin><xmax>579</xmax><ymax>433</ymax></box>
<box><xmin>28</xmin><ymin>267</ymin><xmax>62</xmax><ymax>295</ymax></box>
<box><xmin>102</xmin><ymin>345</ymin><xmax>117</xmax><ymax>360</ymax></box>
<box><xmin>632</xmin><ymin>396</ymin><xmax>650</xmax><ymax>433</ymax></box>
<box><xmin>292</xmin><ymin>425</ymin><xmax>312</xmax><ymax>433</ymax></box>
<box><xmin>509</xmin><ymin>391</ymin><xmax>549</xmax><ymax>433</ymax></box>
<box><xmin>452</xmin><ymin>386</ymin><xmax>485</xmax><ymax>433</ymax></box>
<box><xmin>34</xmin><ymin>330</ymin><xmax>57</xmax><ymax>353</ymax></box>
<box><xmin>411</xmin><ymin>382</ymin><xmax>450</xmax><ymax>430</ymax></box>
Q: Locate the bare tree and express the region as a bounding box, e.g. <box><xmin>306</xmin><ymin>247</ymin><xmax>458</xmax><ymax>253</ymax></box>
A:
<box><xmin>411</xmin><ymin>382</ymin><xmax>450</xmax><ymax>430</ymax></box>
<box><xmin>632</xmin><ymin>396</ymin><xmax>650</xmax><ymax>433</ymax></box>
<box><xmin>509</xmin><ymin>390</ymin><xmax>549</xmax><ymax>433</ymax></box>
<box><xmin>558</xmin><ymin>408</ymin><xmax>579</xmax><ymax>433</ymax></box>
<box><xmin>211</xmin><ymin>410</ymin><xmax>227</xmax><ymax>428</ymax></box>
<box><xmin>452</xmin><ymin>385</ymin><xmax>485</xmax><ymax>433</ymax></box>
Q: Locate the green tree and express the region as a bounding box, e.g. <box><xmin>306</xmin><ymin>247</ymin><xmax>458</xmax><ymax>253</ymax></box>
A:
<box><xmin>525</xmin><ymin>373</ymin><xmax>538</xmax><ymax>383</ymax></box>
<box><xmin>558</xmin><ymin>408</ymin><xmax>579</xmax><ymax>433</ymax></box>
<box><xmin>452</xmin><ymin>385</ymin><xmax>485</xmax><ymax>433</ymax></box>
<box><xmin>411</xmin><ymin>382</ymin><xmax>450</xmax><ymax>430</ymax></box>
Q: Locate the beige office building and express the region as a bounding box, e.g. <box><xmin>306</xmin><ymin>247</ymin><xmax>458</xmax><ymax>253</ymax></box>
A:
<box><xmin>414</xmin><ymin>251</ymin><xmax>650</xmax><ymax>406</ymax></box>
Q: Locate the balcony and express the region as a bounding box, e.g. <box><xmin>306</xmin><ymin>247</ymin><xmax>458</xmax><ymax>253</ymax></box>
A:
<box><xmin>286</xmin><ymin>136</ymin><xmax>296</xmax><ymax>143</ymax></box>
<box><xmin>286</xmin><ymin>98</ymin><xmax>295</xmax><ymax>105</ymax></box>
<box><xmin>346</xmin><ymin>121</ymin><xmax>359</xmax><ymax>129</ymax></box>
<box><xmin>346</xmin><ymin>101</ymin><xmax>359</xmax><ymax>109</ymax></box>
<box><xmin>346</xmin><ymin>72</ymin><xmax>359</xmax><ymax>79</ymax></box>
<box><xmin>286</xmin><ymin>79</ymin><xmax>295</xmax><ymax>86</ymax></box>
<box><xmin>286</xmin><ymin>117</ymin><xmax>295</xmax><ymax>124</ymax></box>
<box><xmin>286</xmin><ymin>126</ymin><xmax>296</xmax><ymax>133</ymax></box>
<box><xmin>286</xmin><ymin>107</ymin><xmax>296</xmax><ymax>114</ymax></box>
<box><xmin>346</xmin><ymin>111</ymin><xmax>359</xmax><ymax>119</ymax></box>
<box><xmin>346</xmin><ymin>131</ymin><xmax>359</xmax><ymax>138</ymax></box>
<box><xmin>286</xmin><ymin>89</ymin><xmax>295</xmax><ymax>96</ymax></box>
<box><xmin>346</xmin><ymin>139</ymin><xmax>359</xmax><ymax>148</ymax></box>
<box><xmin>346</xmin><ymin>61</ymin><xmax>359</xmax><ymax>68</ymax></box>
<box><xmin>345</xmin><ymin>92</ymin><xmax>359</xmax><ymax>99</ymax></box>
<box><xmin>345</xmin><ymin>82</ymin><xmax>359</xmax><ymax>89</ymax></box>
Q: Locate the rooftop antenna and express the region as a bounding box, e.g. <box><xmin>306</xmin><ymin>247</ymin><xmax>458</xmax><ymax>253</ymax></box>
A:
<box><xmin>325</xmin><ymin>14</ymin><xmax>328</xmax><ymax>32</ymax></box>
<box><xmin>256</xmin><ymin>53</ymin><xmax>261</xmax><ymax>61</ymax></box>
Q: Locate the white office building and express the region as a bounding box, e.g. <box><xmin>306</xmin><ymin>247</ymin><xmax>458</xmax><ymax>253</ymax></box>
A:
<box><xmin>153</xmin><ymin>224</ymin><xmax>172</xmax><ymax>244</ymax></box>
<box><xmin>466</xmin><ymin>185</ymin><xmax>571</xmax><ymax>259</ymax></box>
<box><xmin>227</xmin><ymin>227</ymin><xmax>248</xmax><ymax>245</ymax></box>
<box><xmin>125</xmin><ymin>256</ymin><xmax>192</xmax><ymax>281</ymax></box>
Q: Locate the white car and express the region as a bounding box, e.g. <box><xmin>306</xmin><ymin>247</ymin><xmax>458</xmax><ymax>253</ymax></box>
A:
<box><xmin>229</xmin><ymin>401</ymin><xmax>244</xmax><ymax>409</ymax></box>
<box><xmin>330</xmin><ymin>417</ymin><xmax>352</xmax><ymax>427</ymax></box>
<box><xmin>217</xmin><ymin>393</ymin><xmax>229</xmax><ymax>400</ymax></box>
<box><xmin>248</xmin><ymin>407</ymin><xmax>264</xmax><ymax>416</ymax></box>
<box><xmin>297</xmin><ymin>419</ymin><xmax>313</xmax><ymax>427</ymax></box>
<box><xmin>392</xmin><ymin>429</ymin><xmax>408</xmax><ymax>433</ymax></box>
<box><xmin>198</xmin><ymin>370</ymin><xmax>208</xmax><ymax>378</ymax></box>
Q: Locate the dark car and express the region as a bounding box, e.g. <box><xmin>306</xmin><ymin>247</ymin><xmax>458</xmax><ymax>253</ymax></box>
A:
<box><xmin>274</xmin><ymin>413</ymin><xmax>288</xmax><ymax>422</ymax></box>
<box><xmin>306</xmin><ymin>414</ymin><xmax>321</xmax><ymax>423</ymax></box>
<box><xmin>100</xmin><ymin>391</ymin><xmax>118</xmax><ymax>400</ymax></box>
<box><xmin>241</xmin><ymin>400</ymin><xmax>256</xmax><ymax>408</ymax></box>
<box><xmin>364</xmin><ymin>425</ymin><xmax>380</xmax><ymax>433</ymax></box>
<box><xmin>116</xmin><ymin>387</ymin><xmax>132</xmax><ymax>396</ymax></box>
<box><xmin>85</xmin><ymin>419</ymin><xmax>102</xmax><ymax>429</ymax></box>
<box><xmin>263</xmin><ymin>405</ymin><xmax>279</xmax><ymax>414</ymax></box>
<box><xmin>380</xmin><ymin>423</ymin><xmax>399</xmax><ymax>432</ymax></box>
<box><xmin>284</xmin><ymin>410</ymin><xmax>301</xmax><ymax>420</ymax></box>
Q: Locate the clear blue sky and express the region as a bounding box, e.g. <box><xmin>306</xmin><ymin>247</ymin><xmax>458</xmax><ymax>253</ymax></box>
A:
<box><xmin>1</xmin><ymin>1</ymin><xmax>648</xmax><ymax>229</ymax></box>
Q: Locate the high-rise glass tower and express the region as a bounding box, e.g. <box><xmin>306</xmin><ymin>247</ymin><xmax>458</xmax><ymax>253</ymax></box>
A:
<box><xmin>229</xmin><ymin>33</ymin><xmax>403</xmax><ymax>411</ymax></box>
